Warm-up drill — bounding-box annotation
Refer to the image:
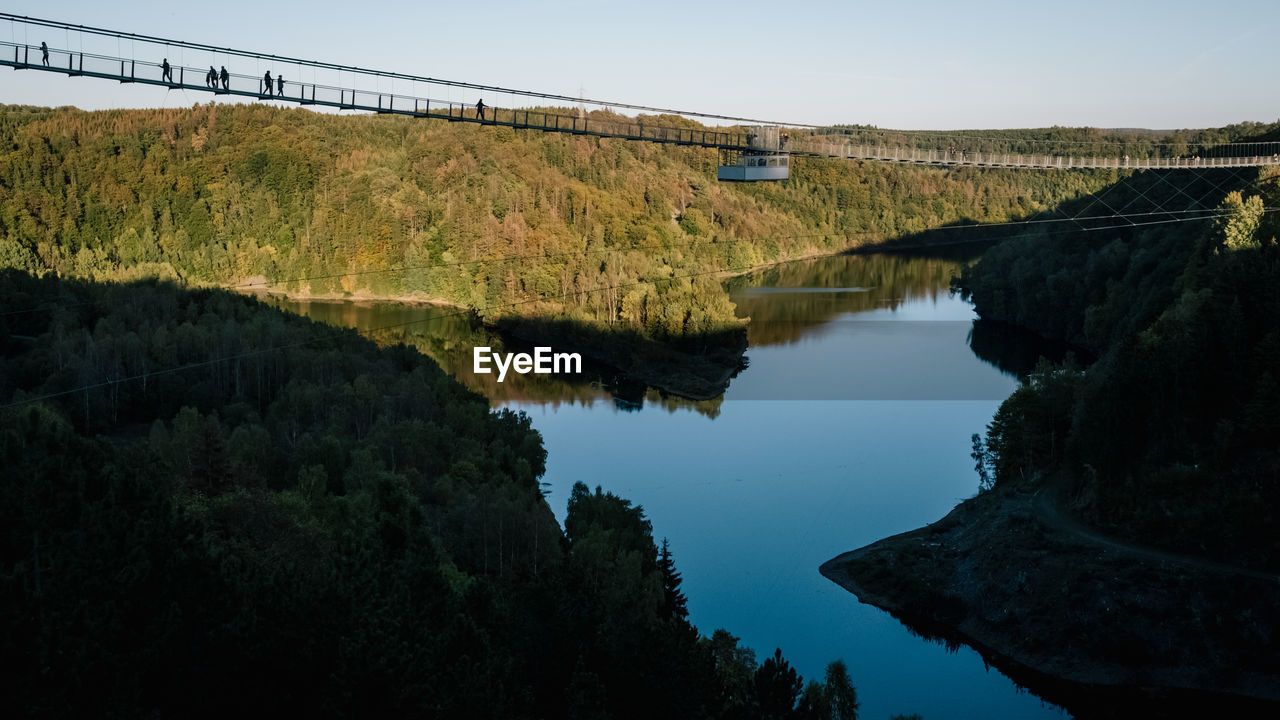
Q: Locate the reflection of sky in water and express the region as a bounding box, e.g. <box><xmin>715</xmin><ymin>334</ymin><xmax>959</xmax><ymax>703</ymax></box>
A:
<box><xmin>730</xmin><ymin>296</ymin><xmax>1013</xmax><ymax>400</ymax></box>
<box><xmin>504</xmin><ymin>285</ymin><xmax>1064</xmax><ymax>720</ymax></box>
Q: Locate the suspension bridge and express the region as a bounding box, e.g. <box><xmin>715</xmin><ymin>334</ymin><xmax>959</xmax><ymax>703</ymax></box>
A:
<box><xmin>4</xmin><ymin>12</ymin><xmax>1280</xmax><ymax>177</ymax></box>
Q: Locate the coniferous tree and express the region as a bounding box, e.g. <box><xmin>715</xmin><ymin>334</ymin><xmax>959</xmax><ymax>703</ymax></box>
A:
<box><xmin>658</xmin><ymin>537</ymin><xmax>689</xmax><ymax>621</ymax></box>
<box><xmin>754</xmin><ymin>648</ymin><xmax>803</xmax><ymax>720</ymax></box>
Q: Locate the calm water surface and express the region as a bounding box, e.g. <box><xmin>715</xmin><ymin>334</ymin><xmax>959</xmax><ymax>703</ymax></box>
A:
<box><xmin>274</xmin><ymin>253</ymin><xmax>1066</xmax><ymax>720</ymax></box>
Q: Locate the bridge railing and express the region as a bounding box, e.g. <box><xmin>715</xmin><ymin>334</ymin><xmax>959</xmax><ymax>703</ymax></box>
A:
<box><xmin>1</xmin><ymin>39</ymin><xmax>758</xmax><ymax>149</ymax></box>
<box><xmin>789</xmin><ymin>138</ymin><xmax>1280</xmax><ymax>170</ymax></box>
<box><xmin>6</xmin><ymin>39</ymin><xmax>1280</xmax><ymax>171</ymax></box>
<box><xmin>796</xmin><ymin>128</ymin><xmax>1280</xmax><ymax>166</ymax></box>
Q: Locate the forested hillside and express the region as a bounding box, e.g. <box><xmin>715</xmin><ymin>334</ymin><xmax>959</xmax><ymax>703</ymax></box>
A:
<box><xmin>962</xmin><ymin>168</ymin><xmax>1280</xmax><ymax>569</ymax></box>
<box><xmin>0</xmin><ymin>103</ymin><xmax>1118</xmax><ymax>343</ymax></box>
<box><xmin>0</xmin><ymin>271</ymin><xmax>863</xmax><ymax>718</ymax></box>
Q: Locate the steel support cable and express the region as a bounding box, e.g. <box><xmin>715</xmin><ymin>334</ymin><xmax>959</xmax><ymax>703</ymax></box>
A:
<box><xmin>1170</xmin><ymin>167</ymin><xmax>1259</xmax><ymax>211</ymax></box>
<box><xmin>1105</xmin><ymin>169</ymin><xmax>1232</xmax><ymax>219</ymax></box>
<box><xmin>1109</xmin><ymin>171</ymin><xmax>1209</xmax><ymax>218</ymax></box>
<box><xmin>2</xmin><ymin>40</ymin><xmax>409</xmax><ymax>104</ymax></box>
<box><xmin>1148</xmin><ymin>169</ymin><xmax>1232</xmax><ymax>212</ymax></box>
<box><xmin>853</xmin><ymin>207</ymin><xmax>1280</xmax><ymax>250</ymax></box>
<box><xmin>0</xmin><ymin>12</ymin><xmax>818</xmax><ymax>129</ymax></box>
<box><xmin>1106</xmin><ymin>174</ymin><xmax>1181</xmax><ymax>219</ymax></box>
<box><xmin>6</xmin><ymin>45</ymin><xmax>662</xmax><ymax>132</ymax></box>
<box><xmin>10</xmin><ymin>36</ymin><xmax>1278</xmax><ymax>163</ymax></box>
<box><xmin>3</xmin><ymin>209</ymin><xmax>1277</xmax><ymax>413</ymax></box>
<box><xmin>1069</xmin><ymin>177</ymin><xmax>1131</xmax><ymax>226</ymax></box>
<box><xmin>1060</xmin><ymin>172</ymin><xmax>1272</xmax><ymax>226</ymax></box>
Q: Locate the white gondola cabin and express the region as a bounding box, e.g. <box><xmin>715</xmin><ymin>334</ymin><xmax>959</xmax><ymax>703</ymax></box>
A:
<box><xmin>718</xmin><ymin>153</ymin><xmax>790</xmax><ymax>181</ymax></box>
<box><xmin>718</xmin><ymin>127</ymin><xmax>791</xmax><ymax>181</ymax></box>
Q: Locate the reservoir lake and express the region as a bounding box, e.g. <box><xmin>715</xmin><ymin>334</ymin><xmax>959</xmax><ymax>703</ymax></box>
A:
<box><xmin>272</xmin><ymin>252</ymin><xmax>1067</xmax><ymax>720</ymax></box>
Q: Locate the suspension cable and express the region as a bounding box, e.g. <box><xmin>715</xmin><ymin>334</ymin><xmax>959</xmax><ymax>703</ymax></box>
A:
<box><xmin>0</xmin><ymin>11</ymin><xmax>820</xmax><ymax>128</ymax></box>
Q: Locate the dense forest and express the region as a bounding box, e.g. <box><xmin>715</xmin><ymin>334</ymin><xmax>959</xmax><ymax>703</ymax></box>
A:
<box><xmin>961</xmin><ymin>166</ymin><xmax>1280</xmax><ymax>570</ymax></box>
<box><xmin>0</xmin><ymin>102</ymin><xmax>1130</xmax><ymax>347</ymax></box>
<box><xmin>1</xmin><ymin>271</ymin><xmax>874</xmax><ymax>718</ymax></box>
<box><xmin>6</xmin><ymin>97</ymin><xmax>1277</xmax><ymax>715</ymax></box>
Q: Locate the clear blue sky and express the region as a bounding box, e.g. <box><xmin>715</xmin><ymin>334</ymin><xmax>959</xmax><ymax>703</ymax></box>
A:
<box><xmin>3</xmin><ymin>0</ymin><xmax>1278</xmax><ymax>130</ymax></box>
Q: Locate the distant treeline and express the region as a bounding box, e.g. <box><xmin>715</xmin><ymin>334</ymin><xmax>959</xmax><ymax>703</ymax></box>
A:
<box><xmin>809</xmin><ymin>122</ymin><xmax>1280</xmax><ymax>159</ymax></box>
<box><xmin>961</xmin><ymin>167</ymin><xmax>1280</xmax><ymax>570</ymax></box>
<box><xmin>0</xmin><ymin>272</ymin><xmax>862</xmax><ymax>718</ymax></box>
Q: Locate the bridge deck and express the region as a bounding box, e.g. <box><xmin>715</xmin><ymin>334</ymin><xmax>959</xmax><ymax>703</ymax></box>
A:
<box><xmin>791</xmin><ymin>141</ymin><xmax>1280</xmax><ymax>170</ymax></box>
<box><xmin>5</xmin><ymin>39</ymin><xmax>1278</xmax><ymax>171</ymax></box>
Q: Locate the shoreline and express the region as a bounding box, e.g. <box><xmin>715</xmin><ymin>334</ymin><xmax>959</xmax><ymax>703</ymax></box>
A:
<box><xmin>234</xmin><ymin>285</ymin><xmax>471</xmax><ymax>311</ymax></box>
<box><xmin>225</xmin><ymin>236</ymin><xmax>969</xmax><ymax>402</ymax></box>
<box><xmin>819</xmin><ymin>485</ymin><xmax>1280</xmax><ymax>718</ymax></box>
<box><xmin>239</xmin><ymin>285</ymin><xmax>748</xmax><ymax>402</ymax></box>
<box><xmin>226</xmin><ymin>240</ymin><xmax>878</xmax><ymax>311</ymax></box>
<box><xmin>225</xmin><ymin>249</ymin><xmax>867</xmax><ymax>402</ymax></box>
<box><xmin>494</xmin><ymin>316</ymin><xmax>747</xmax><ymax>402</ymax></box>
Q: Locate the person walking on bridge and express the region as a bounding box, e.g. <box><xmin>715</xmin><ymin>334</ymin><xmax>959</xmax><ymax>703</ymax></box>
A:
<box><xmin>220</xmin><ymin>65</ymin><xmax>229</xmax><ymax>91</ymax></box>
<box><xmin>476</xmin><ymin>98</ymin><xmax>486</xmax><ymax>121</ymax></box>
<box><xmin>207</xmin><ymin>65</ymin><xmax>217</xmax><ymax>88</ymax></box>
<box><xmin>262</xmin><ymin>71</ymin><xmax>273</xmax><ymax>97</ymax></box>
<box><xmin>40</xmin><ymin>41</ymin><xmax>49</xmax><ymax>66</ymax></box>
<box><xmin>277</xmin><ymin>74</ymin><xmax>285</xmax><ymax>97</ymax></box>
<box><xmin>161</xmin><ymin>58</ymin><xmax>173</xmax><ymax>84</ymax></box>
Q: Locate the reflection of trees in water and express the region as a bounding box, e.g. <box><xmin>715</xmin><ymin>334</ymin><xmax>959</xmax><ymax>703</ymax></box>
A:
<box><xmin>410</xmin><ymin>329</ymin><xmax>724</xmax><ymax>418</ymax></box>
<box><xmin>966</xmin><ymin>317</ymin><xmax>1082</xmax><ymax>379</ymax></box>
<box><xmin>729</xmin><ymin>254</ymin><xmax>967</xmax><ymax>347</ymax></box>
<box><xmin>269</xmin><ymin>298</ymin><xmax>722</xmax><ymax>417</ymax></box>
<box><xmin>271</xmin><ymin>252</ymin><xmax>1019</xmax><ymax>414</ymax></box>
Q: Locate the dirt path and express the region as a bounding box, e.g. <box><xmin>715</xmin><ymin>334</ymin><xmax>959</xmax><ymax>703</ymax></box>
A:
<box><xmin>1033</xmin><ymin>483</ymin><xmax>1280</xmax><ymax>583</ymax></box>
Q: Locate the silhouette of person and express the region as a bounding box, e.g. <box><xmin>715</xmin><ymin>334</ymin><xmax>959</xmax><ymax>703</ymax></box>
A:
<box><xmin>277</xmin><ymin>74</ymin><xmax>284</xmax><ymax>97</ymax></box>
<box><xmin>208</xmin><ymin>65</ymin><xmax>217</xmax><ymax>88</ymax></box>
<box><xmin>220</xmin><ymin>66</ymin><xmax>229</xmax><ymax>91</ymax></box>
<box><xmin>476</xmin><ymin>98</ymin><xmax>486</xmax><ymax>121</ymax></box>
<box><xmin>263</xmin><ymin>71</ymin><xmax>273</xmax><ymax>96</ymax></box>
<box><xmin>40</xmin><ymin>41</ymin><xmax>49</xmax><ymax>66</ymax></box>
<box><xmin>161</xmin><ymin>58</ymin><xmax>173</xmax><ymax>83</ymax></box>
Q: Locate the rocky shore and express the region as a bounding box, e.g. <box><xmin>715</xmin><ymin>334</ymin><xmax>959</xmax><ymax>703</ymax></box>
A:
<box><xmin>820</xmin><ymin>480</ymin><xmax>1280</xmax><ymax>718</ymax></box>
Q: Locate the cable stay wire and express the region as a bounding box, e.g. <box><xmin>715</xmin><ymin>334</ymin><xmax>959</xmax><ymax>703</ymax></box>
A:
<box><xmin>10</xmin><ymin>29</ymin><xmax>1280</xmax><ymax>167</ymax></box>
<box><xmin>12</xmin><ymin>10</ymin><xmax>1279</xmax><ymax>156</ymax></box>
<box><xmin>858</xmin><ymin>210</ymin><xmax>1280</xmax><ymax>251</ymax></box>
<box><xmin>0</xmin><ymin>12</ymin><xmax>818</xmax><ymax>129</ymax></box>
<box><xmin>3</xmin><ymin>209</ymin><xmax>1275</xmax><ymax>414</ymax></box>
